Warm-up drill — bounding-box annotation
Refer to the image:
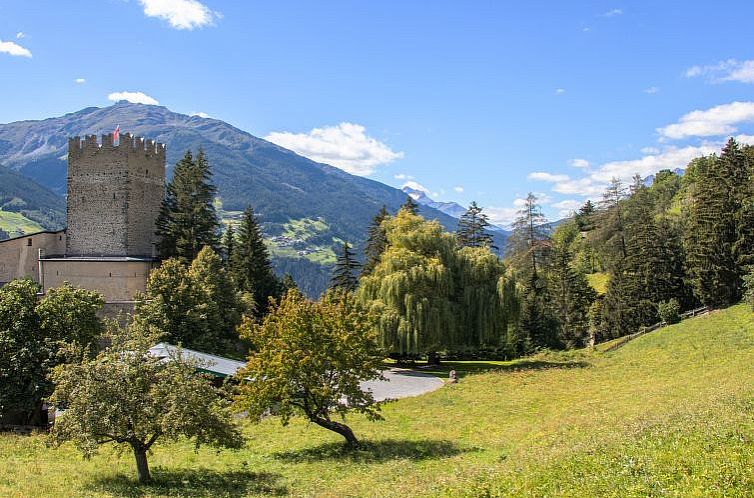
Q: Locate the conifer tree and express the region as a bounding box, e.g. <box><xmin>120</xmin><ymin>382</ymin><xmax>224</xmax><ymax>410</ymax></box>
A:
<box><xmin>457</xmin><ymin>201</ymin><xmax>495</xmax><ymax>249</ymax></box>
<box><xmin>362</xmin><ymin>206</ymin><xmax>389</xmax><ymax>276</ymax></box>
<box><xmin>596</xmin><ymin>177</ymin><xmax>628</xmax><ymax>262</ymax></box>
<box><xmin>683</xmin><ymin>155</ymin><xmax>740</xmax><ymax>307</ymax></box>
<box><xmin>506</xmin><ymin>192</ymin><xmax>550</xmax><ymax>278</ymax></box>
<box><xmin>575</xmin><ymin>200</ymin><xmax>596</xmax><ymax>231</ymax></box>
<box><xmin>221</xmin><ymin>224</ymin><xmax>236</xmax><ymax>263</ymax></box>
<box><xmin>331</xmin><ymin>242</ymin><xmax>360</xmax><ymax>292</ymax></box>
<box><xmin>155</xmin><ymin>149</ymin><xmax>220</xmax><ymax>261</ymax></box>
<box><xmin>189</xmin><ymin>247</ymin><xmax>246</xmax><ymax>351</ymax></box>
<box><xmin>547</xmin><ymin>233</ymin><xmax>596</xmax><ymax>348</ymax></box>
<box><xmin>401</xmin><ymin>195</ymin><xmax>420</xmax><ymax>215</ymax></box>
<box><xmin>230</xmin><ymin>207</ymin><xmax>280</xmax><ymax>315</ymax></box>
<box><xmin>281</xmin><ymin>273</ymin><xmax>298</xmax><ymax>293</ymax></box>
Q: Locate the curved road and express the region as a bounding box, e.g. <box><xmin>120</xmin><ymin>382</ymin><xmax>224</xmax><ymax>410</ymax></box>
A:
<box><xmin>360</xmin><ymin>368</ymin><xmax>444</xmax><ymax>402</ymax></box>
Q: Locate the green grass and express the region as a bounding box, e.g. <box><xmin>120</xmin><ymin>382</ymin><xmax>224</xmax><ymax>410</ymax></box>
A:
<box><xmin>2</xmin><ymin>306</ymin><xmax>753</xmax><ymax>497</ymax></box>
<box><xmin>587</xmin><ymin>271</ymin><xmax>609</xmax><ymax>294</ymax></box>
<box><xmin>0</xmin><ymin>209</ymin><xmax>44</xmax><ymax>236</ymax></box>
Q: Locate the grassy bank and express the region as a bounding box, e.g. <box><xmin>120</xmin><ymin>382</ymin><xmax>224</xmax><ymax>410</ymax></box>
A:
<box><xmin>1</xmin><ymin>305</ymin><xmax>752</xmax><ymax>497</ymax></box>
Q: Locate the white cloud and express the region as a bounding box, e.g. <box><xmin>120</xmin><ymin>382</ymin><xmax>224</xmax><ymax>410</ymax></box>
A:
<box><xmin>644</xmin><ymin>86</ymin><xmax>659</xmax><ymax>94</ymax></box>
<box><xmin>453</xmin><ymin>186</ymin><xmax>464</xmax><ymax>193</ymax></box>
<box><xmin>394</xmin><ymin>173</ymin><xmax>414</xmax><ymax>180</ymax></box>
<box><xmin>138</xmin><ymin>0</ymin><xmax>220</xmax><ymax>30</ymax></box>
<box><xmin>555</xmin><ymin>88</ymin><xmax>566</xmax><ymax>95</ymax></box>
<box><xmin>569</xmin><ymin>158</ymin><xmax>590</xmax><ymax>169</ymax></box>
<box><xmin>265</xmin><ymin>122</ymin><xmax>404</xmax><ymax>176</ymax></box>
<box><xmin>657</xmin><ymin>101</ymin><xmax>754</xmax><ymax>140</ymax></box>
<box><xmin>402</xmin><ymin>181</ymin><xmax>431</xmax><ymax>199</ymax></box>
<box><xmin>191</xmin><ymin>111</ymin><xmax>210</xmax><ymax>118</ymax></box>
<box><xmin>602</xmin><ymin>8</ymin><xmax>623</xmax><ymax>17</ymax></box>
<box><xmin>552</xmin><ymin>199</ymin><xmax>583</xmax><ymax>218</ymax></box>
<box><xmin>590</xmin><ymin>145</ymin><xmax>717</xmax><ymax>183</ymax></box>
<box><xmin>107</xmin><ymin>91</ymin><xmax>159</xmax><ymax>105</ymax></box>
<box><xmin>75</xmin><ymin>78</ymin><xmax>86</xmax><ymax>84</ymax></box>
<box><xmin>485</xmin><ymin>206</ymin><xmax>520</xmax><ymax>227</ymax></box>
<box><xmin>528</xmin><ymin>172</ymin><xmax>569</xmax><ymax>182</ymax></box>
<box><xmin>685</xmin><ymin>59</ymin><xmax>754</xmax><ymax>84</ymax></box>
<box><xmin>16</xmin><ymin>32</ymin><xmax>25</xmax><ymax>39</ymax></box>
<box><xmin>0</xmin><ymin>39</ymin><xmax>32</xmax><ymax>57</ymax></box>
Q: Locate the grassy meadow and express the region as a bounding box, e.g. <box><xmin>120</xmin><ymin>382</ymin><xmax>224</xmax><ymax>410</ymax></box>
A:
<box><xmin>1</xmin><ymin>305</ymin><xmax>753</xmax><ymax>497</ymax></box>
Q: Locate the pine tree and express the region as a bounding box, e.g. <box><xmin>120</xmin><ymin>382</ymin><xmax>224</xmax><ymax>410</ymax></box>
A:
<box><xmin>683</xmin><ymin>155</ymin><xmax>740</xmax><ymax>307</ymax></box>
<box><xmin>401</xmin><ymin>195</ymin><xmax>420</xmax><ymax>215</ymax></box>
<box><xmin>506</xmin><ymin>192</ymin><xmax>550</xmax><ymax>278</ymax></box>
<box><xmin>457</xmin><ymin>201</ymin><xmax>495</xmax><ymax>249</ymax></box>
<box><xmin>362</xmin><ymin>206</ymin><xmax>389</xmax><ymax>276</ymax></box>
<box><xmin>575</xmin><ymin>200</ymin><xmax>596</xmax><ymax>231</ymax></box>
<box><xmin>547</xmin><ymin>238</ymin><xmax>596</xmax><ymax>348</ymax></box>
<box><xmin>331</xmin><ymin>242</ymin><xmax>360</xmax><ymax>292</ymax></box>
<box><xmin>597</xmin><ymin>177</ymin><xmax>628</xmax><ymax>262</ymax></box>
<box><xmin>221</xmin><ymin>225</ymin><xmax>236</xmax><ymax>263</ymax></box>
<box><xmin>155</xmin><ymin>149</ymin><xmax>220</xmax><ymax>261</ymax></box>
<box><xmin>230</xmin><ymin>207</ymin><xmax>280</xmax><ymax>315</ymax></box>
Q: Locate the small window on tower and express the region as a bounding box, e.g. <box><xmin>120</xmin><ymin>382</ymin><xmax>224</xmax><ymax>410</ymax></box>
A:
<box><xmin>27</xmin><ymin>238</ymin><xmax>32</xmax><ymax>247</ymax></box>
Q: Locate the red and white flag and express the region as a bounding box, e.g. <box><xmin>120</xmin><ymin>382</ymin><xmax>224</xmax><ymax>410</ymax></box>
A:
<box><xmin>113</xmin><ymin>124</ymin><xmax>120</xmax><ymax>142</ymax></box>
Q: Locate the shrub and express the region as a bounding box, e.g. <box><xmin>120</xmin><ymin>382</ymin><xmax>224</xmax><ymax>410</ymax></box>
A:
<box><xmin>658</xmin><ymin>298</ymin><xmax>681</xmax><ymax>324</ymax></box>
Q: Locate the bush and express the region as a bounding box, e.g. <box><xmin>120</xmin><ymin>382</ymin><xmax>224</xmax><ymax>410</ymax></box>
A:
<box><xmin>743</xmin><ymin>271</ymin><xmax>754</xmax><ymax>310</ymax></box>
<box><xmin>658</xmin><ymin>298</ymin><xmax>681</xmax><ymax>324</ymax></box>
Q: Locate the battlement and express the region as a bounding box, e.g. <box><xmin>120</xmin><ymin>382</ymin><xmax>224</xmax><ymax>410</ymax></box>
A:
<box><xmin>66</xmin><ymin>132</ymin><xmax>166</xmax><ymax>258</ymax></box>
<box><xmin>68</xmin><ymin>133</ymin><xmax>166</xmax><ymax>161</ymax></box>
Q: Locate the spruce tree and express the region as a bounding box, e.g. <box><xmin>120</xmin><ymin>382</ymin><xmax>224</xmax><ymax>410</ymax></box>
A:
<box><xmin>547</xmin><ymin>236</ymin><xmax>596</xmax><ymax>348</ymax></box>
<box><xmin>401</xmin><ymin>195</ymin><xmax>420</xmax><ymax>215</ymax></box>
<box><xmin>221</xmin><ymin>224</ymin><xmax>236</xmax><ymax>263</ymax></box>
<box><xmin>457</xmin><ymin>201</ymin><xmax>495</xmax><ymax>249</ymax></box>
<box><xmin>155</xmin><ymin>149</ymin><xmax>220</xmax><ymax>262</ymax></box>
<box><xmin>683</xmin><ymin>155</ymin><xmax>740</xmax><ymax>307</ymax></box>
<box><xmin>230</xmin><ymin>207</ymin><xmax>280</xmax><ymax>315</ymax></box>
<box><xmin>596</xmin><ymin>177</ymin><xmax>628</xmax><ymax>262</ymax></box>
<box><xmin>575</xmin><ymin>200</ymin><xmax>596</xmax><ymax>231</ymax></box>
<box><xmin>506</xmin><ymin>192</ymin><xmax>550</xmax><ymax>277</ymax></box>
<box><xmin>362</xmin><ymin>206</ymin><xmax>389</xmax><ymax>276</ymax></box>
<box><xmin>331</xmin><ymin>242</ymin><xmax>360</xmax><ymax>292</ymax></box>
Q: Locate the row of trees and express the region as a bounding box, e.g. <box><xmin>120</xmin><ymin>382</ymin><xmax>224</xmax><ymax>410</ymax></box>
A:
<box><xmin>514</xmin><ymin>138</ymin><xmax>754</xmax><ymax>344</ymax></box>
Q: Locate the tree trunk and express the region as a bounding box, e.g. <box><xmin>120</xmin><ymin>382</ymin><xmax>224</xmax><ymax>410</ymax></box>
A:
<box><xmin>312</xmin><ymin>417</ymin><xmax>359</xmax><ymax>446</ymax></box>
<box><xmin>132</xmin><ymin>445</ymin><xmax>151</xmax><ymax>484</ymax></box>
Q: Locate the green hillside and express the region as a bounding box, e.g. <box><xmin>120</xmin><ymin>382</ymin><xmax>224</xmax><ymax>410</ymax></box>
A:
<box><xmin>2</xmin><ymin>305</ymin><xmax>752</xmax><ymax>497</ymax></box>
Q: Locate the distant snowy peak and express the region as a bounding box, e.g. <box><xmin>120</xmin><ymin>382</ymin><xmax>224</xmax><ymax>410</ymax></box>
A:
<box><xmin>401</xmin><ymin>186</ymin><xmax>506</xmax><ymax>233</ymax></box>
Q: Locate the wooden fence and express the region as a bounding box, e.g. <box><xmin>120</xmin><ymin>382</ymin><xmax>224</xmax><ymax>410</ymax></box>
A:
<box><xmin>601</xmin><ymin>306</ymin><xmax>709</xmax><ymax>353</ymax></box>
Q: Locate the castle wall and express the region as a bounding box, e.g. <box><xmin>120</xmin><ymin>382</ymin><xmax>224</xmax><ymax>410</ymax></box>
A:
<box><xmin>66</xmin><ymin>134</ymin><xmax>165</xmax><ymax>257</ymax></box>
<box><xmin>0</xmin><ymin>231</ymin><xmax>66</xmax><ymax>285</ymax></box>
<box><xmin>40</xmin><ymin>258</ymin><xmax>158</xmax><ymax>302</ymax></box>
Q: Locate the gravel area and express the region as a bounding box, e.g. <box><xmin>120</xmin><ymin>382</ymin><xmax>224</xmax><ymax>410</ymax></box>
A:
<box><xmin>360</xmin><ymin>368</ymin><xmax>444</xmax><ymax>401</ymax></box>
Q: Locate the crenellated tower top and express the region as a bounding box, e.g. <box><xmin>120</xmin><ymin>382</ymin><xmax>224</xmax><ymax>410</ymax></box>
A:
<box><xmin>68</xmin><ymin>133</ymin><xmax>166</xmax><ymax>161</ymax></box>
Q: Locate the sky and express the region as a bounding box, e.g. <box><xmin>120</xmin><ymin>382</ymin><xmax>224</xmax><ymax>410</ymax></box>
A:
<box><xmin>2</xmin><ymin>0</ymin><xmax>754</xmax><ymax>226</ymax></box>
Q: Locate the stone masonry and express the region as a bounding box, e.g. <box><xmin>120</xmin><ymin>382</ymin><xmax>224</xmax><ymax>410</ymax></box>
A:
<box><xmin>66</xmin><ymin>133</ymin><xmax>166</xmax><ymax>257</ymax></box>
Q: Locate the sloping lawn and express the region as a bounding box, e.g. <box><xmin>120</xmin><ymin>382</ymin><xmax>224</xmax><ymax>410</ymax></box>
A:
<box><xmin>1</xmin><ymin>306</ymin><xmax>752</xmax><ymax>497</ymax></box>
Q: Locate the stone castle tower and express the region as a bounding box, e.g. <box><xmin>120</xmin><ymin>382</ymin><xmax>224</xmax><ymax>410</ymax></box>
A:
<box><xmin>66</xmin><ymin>133</ymin><xmax>166</xmax><ymax>257</ymax></box>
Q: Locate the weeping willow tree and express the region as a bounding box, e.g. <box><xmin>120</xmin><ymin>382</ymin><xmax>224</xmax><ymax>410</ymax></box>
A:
<box><xmin>358</xmin><ymin>209</ymin><xmax>517</xmax><ymax>357</ymax></box>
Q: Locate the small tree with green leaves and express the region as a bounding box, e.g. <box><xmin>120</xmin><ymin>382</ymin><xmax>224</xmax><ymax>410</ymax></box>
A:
<box><xmin>331</xmin><ymin>242</ymin><xmax>360</xmax><ymax>292</ymax></box>
<box><xmin>235</xmin><ymin>289</ymin><xmax>384</xmax><ymax>446</ymax></box>
<box><xmin>0</xmin><ymin>279</ymin><xmax>103</xmax><ymax>424</ymax></box>
<box><xmin>47</xmin><ymin>324</ymin><xmax>243</xmax><ymax>484</ymax></box>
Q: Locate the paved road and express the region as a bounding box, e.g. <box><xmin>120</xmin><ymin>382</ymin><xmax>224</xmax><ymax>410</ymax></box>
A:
<box><xmin>360</xmin><ymin>368</ymin><xmax>444</xmax><ymax>401</ymax></box>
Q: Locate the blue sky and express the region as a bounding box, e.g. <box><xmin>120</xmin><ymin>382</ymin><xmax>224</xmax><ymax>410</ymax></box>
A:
<box><xmin>2</xmin><ymin>1</ymin><xmax>754</xmax><ymax>226</ymax></box>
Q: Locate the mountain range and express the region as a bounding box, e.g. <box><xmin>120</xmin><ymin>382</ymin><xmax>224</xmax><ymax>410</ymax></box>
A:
<box><xmin>0</xmin><ymin>102</ymin><xmax>504</xmax><ymax>296</ymax></box>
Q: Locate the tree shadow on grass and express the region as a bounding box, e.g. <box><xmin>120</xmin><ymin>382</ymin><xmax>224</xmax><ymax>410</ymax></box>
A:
<box><xmin>274</xmin><ymin>438</ymin><xmax>471</xmax><ymax>464</ymax></box>
<box><xmin>416</xmin><ymin>359</ymin><xmax>592</xmax><ymax>378</ymax></box>
<box><xmin>86</xmin><ymin>468</ymin><xmax>287</xmax><ymax>497</ymax></box>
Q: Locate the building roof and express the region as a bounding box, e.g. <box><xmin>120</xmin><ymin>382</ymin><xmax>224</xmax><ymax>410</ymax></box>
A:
<box><xmin>40</xmin><ymin>256</ymin><xmax>159</xmax><ymax>262</ymax></box>
<box><xmin>148</xmin><ymin>343</ymin><xmax>246</xmax><ymax>378</ymax></box>
<box><xmin>0</xmin><ymin>229</ymin><xmax>65</xmax><ymax>244</ymax></box>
